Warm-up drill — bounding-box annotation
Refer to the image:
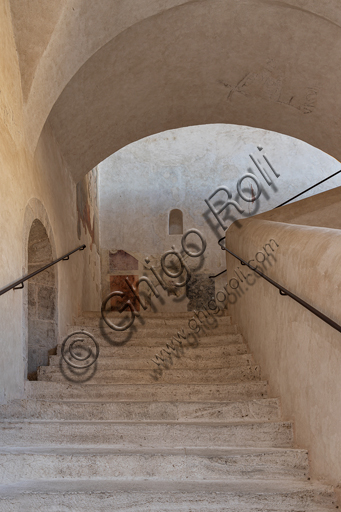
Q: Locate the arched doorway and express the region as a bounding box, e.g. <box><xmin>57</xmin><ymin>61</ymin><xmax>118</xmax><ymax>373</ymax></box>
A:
<box><xmin>27</xmin><ymin>219</ymin><xmax>57</xmax><ymax>379</ymax></box>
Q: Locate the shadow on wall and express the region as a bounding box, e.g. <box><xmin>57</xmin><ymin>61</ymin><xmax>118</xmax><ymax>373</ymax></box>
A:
<box><xmin>76</xmin><ymin>168</ymin><xmax>99</xmax><ymax>250</ymax></box>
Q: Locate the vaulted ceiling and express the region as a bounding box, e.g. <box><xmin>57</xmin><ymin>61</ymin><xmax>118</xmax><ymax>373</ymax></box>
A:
<box><xmin>10</xmin><ymin>0</ymin><xmax>341</xmax><ymax>182</ymax></box>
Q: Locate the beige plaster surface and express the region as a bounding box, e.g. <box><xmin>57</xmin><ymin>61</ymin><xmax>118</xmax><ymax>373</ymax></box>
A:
<box><xmin>7</xmin><ymin>0</ymin><xmax>341</xmax><ymax>178</ymax></box>
<box><xmin>256</xmin><ymin>185</ymin><xmax>341</xmax><ymax>229</ymax></box>
<box><xmin>0</xmin><ymin>1</ymin><xmax>99</xmax><ymax>403</ymax></box>
<box><xmin>38</xmin><ymin>0</ymin><xmax>341</xmax><ymax>181</ymax></box>
<box><xmin>11</xmin><ymin>0</ymin><xmax>193</xmax><ymax>152</ymax></box>
<box><xmin>9</xmin><ymin>0</ymin><xmax>67</xmax><ymax>102</ymax></box>
<box><xmin>225</xmin><ymin>217</ymin><xmax>341</xmax><ymax>488</ymax></box>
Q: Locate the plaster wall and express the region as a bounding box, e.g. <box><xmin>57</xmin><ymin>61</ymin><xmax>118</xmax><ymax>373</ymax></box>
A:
<box><xmin>45</xmin><ymin>0</ymin><xmax>341</xmax><ymax>182</ymax></box>
<box><xmin>255</xmin><ymin>185</ymin><xmax>341</xmax><ymax>229</ymax></box>
<box><xmin>0</xmin><ymin>1</ymin><xmax>99</xmax><ymax>403</ymax></box>
<box><xmin>8</xmin><ymin>0</ymin><xmax>341</xmax><ymax>174</ymax></box>
<box><xmin>76</xmin><ymin>167</ymin><xmax>101</xmax><ymax>313</ymax></box>
<box><xmin>98</xmin><ymin>124</ymin><xmax>339</xmax><ymax>312</ymax></box>
<box><xmin>10</xmin><ymin>0</ymin><xmax>193</xmax><ymax>151</ymax></box>
<box><xmin>225</xmin><ymin>217</ymin><xmax>341</xmax><ymax>488</ymax></box>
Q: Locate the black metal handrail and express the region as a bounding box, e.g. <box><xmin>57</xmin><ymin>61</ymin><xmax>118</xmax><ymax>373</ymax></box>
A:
<box><xmin>218</xmin><ymin>237</ymin><xmax>341</xmax><ymax>333</ymax></box>
<box><xmin>209</xmin><ymin>268</ymin><xmax>228</xmax><ymax>279</ymax></box>
<box><xmin>209</xmin><ymin>169</ymin><xmax>341</xmax><ymax>279</ymax></box>
<box><xmin>0</xmin><ymin>245</ymin><xmax>86</xmax><ymax>297</ymax></box>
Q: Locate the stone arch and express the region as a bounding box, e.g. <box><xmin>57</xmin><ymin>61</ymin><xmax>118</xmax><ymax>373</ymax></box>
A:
<box><xmin>22</xmin><ymin>199</ymin><xmax>58</xmax><ymax>379</ymax></box>
<box><xmin>169</xmin><ymin>209</ymin><xmax>183</xmax><ymax>235</ymax></box>
<box><xmin>42</xmin><ymin>0</ymin><xmax>341</xmax><ymax>182</ymax></box>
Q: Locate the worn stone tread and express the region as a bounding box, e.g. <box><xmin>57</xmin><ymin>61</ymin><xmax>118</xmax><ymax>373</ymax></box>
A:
<box><xmin>49</xmin><ymin>352</ymin><xmax>254</xmax><ymax>370</ymax></box>
<box><xmin>37</xmin><ymin>365</ymin><xmax>261</xmax><ymax>384</ymax></box>
<box><xmin>0</xmin><ymin>420</ymin><xmax>294</xmax><ymax>448</ymax></box>
<box><xmin>62</xmin><ymin>327</ymin><xmax>241</xmax><ymax>346</ymax></box>
<box><xmin>0</xmin><ymin>479</ymin><xmax>336</xmax><ymax>511</ymax></box>
<box><xmin>24</xmin><ymin>380</ymin><xmax>268</xmax><ymax>401</ymax></box>
<box><xmin>0</xmin><ymin>398</ymin><xmax>280</xmax><ymax>422</ymax></box>
<box><xmin>0</xmin><ymin>446</ymin><xmax>309</xmax><ymax>484</ymax></box>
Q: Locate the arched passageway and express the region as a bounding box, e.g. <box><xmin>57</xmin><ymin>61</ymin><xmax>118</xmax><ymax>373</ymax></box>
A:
<box><xmin>27</xmin><ymin>219</ymin><xmax>57</xmax><ymax>379</ymax></box>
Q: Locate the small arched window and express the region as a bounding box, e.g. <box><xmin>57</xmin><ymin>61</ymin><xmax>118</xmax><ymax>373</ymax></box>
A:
<box><xmin>169</xmin><ymin>209</ymin><xmax>183</xmax><ymax>235</ymax></box>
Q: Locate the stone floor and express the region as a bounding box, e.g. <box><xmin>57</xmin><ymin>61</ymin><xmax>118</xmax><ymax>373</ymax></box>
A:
<box><xmin>0</xmin><ymin>311</ymin><xmax>337</xmax><ymax>511</ymax></box>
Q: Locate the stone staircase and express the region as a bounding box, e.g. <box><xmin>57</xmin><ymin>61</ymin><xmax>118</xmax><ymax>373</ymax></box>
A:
<box><xmin>0</xmin><ymin>311</ymin><xmax>337</xmax><ymax>511</ymax></box>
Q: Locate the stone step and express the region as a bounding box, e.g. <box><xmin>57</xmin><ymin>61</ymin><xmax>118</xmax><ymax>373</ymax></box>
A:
<box><xmin>24</xmin><ymin>381</ymin><xmax>269</xmax><ymax>401</ymax></box>
<box><xmin>78</xmin><ymin>310</ymin><xmax>230</xmax><ymax>321</ymax></box>
<box><xmin>0</xmin><ymin>447</ymin><xmax>309</xmax><ymax>485</ymax></box>
<box><xmin>56</xmin><ymin>342</ymin><xmax>249</xmax><ymax>358</ymax></box>
<box><xmin>0</xmin><ymin>420</ymin><xmax>293</xmax><ymax>448</ymax></box>
<box><xmin>0</xmin><ymin>398</ymin><xmax>280</xmax><ymax>422</ymax></box>
<box><xmin>74</xmin><ymin>311</ymin><xmax>231</xmax><ymax>327</ymax></box>
<box><xmin>0</xmin><ymin>479</ymin><xmax>336</xmax><ymax>511</ymax></box>
<box><xmin>117</xmin><ymin>314</ymin><xmax>232</xmax><ymax>327</ymax></box>
<box><xmin>37</xmin><ymin>365</ymin><xmax>261</xmax><ymax>384</ymax></box>
<box><xmin>67</xmin><ymin>321</ymin><xmax>238</xmax><ymax>339</ymax></box>
<box><xmin>81</xmin><ymin>309</ymin><xmax>231</xmax><ymax>317</ymax></box>
<box><xmin>49</xmin><ymin>353</ymin><xmax>255</xmax><ymax>370</ymax></box>
<box><xmin>60</xmin><ymin>329</ymin><xmax>242</xmax><ymax>346</ymax></box>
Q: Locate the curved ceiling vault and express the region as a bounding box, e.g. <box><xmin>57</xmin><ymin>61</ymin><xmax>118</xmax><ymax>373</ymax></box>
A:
<box><xmin>18</xmin><ymin>0</ymin><xmax>341</xmax><ymax>182</ymax></box>
<box><xmin>10</xmin><ymin>0</ymin><xmax>193</xmax><ymax>151</ymax></box>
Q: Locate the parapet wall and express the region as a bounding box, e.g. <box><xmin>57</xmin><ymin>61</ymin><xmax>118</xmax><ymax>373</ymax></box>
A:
<box><xmin>226</xmin><ymin>218</ymin><xmax>341</xmax><ymax>489</ymax></box>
